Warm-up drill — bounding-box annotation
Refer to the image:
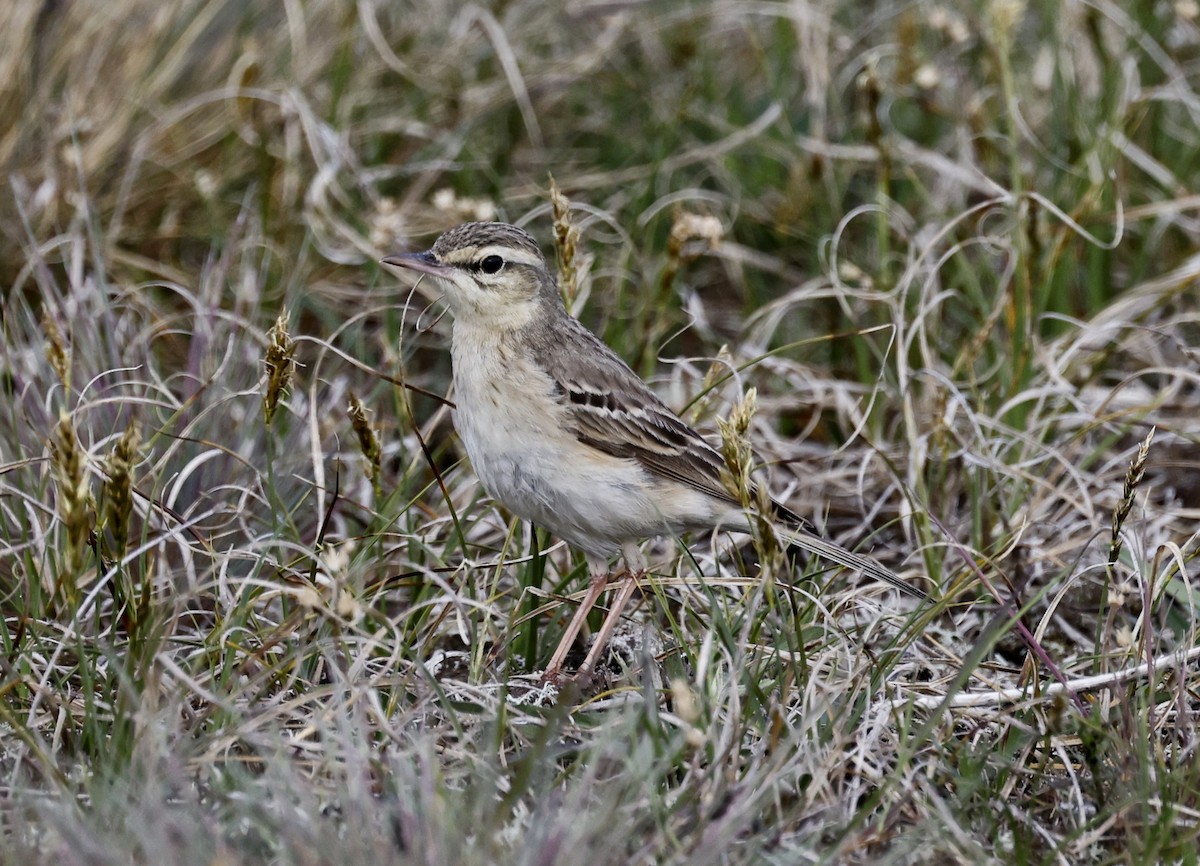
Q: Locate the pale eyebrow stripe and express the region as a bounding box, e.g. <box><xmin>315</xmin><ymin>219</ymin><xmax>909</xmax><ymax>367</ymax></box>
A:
<box><xmin>474</xmin><ymin>245</ymin><xmax>543</xmax><ymax>267</ymax></box>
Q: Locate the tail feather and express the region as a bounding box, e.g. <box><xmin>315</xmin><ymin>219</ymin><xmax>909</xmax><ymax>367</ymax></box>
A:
<box><xmin>776</xmin><ymin>523</ymin><xmax>930</xmax><ymax>603</ymax></box>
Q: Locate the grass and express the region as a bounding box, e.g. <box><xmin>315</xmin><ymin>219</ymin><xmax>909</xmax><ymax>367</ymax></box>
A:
<box><xmin>2</xmin><ymin>0</ymin><xmax>1200</xmax><ymax>862</ymax></box>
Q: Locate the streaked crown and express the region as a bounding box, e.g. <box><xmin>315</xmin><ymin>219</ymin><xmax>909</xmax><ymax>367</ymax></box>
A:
<box><xmin>382</xmin><ymin>221</ymin><xmax>563</xmax><ymax>326</ymax></box>
<box><xmin>430</xmin><ymin>222</ymin><xmax>546</xmax><ymax>269</ymax></box>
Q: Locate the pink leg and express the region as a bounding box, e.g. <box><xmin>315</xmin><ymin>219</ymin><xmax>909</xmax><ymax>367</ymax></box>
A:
<box><xmin>574</xmin><ymin>571</ymin><xmax>643</xmax><ymax>682</ymax></box>
<box><xmin>543</xmin><ymin>559</ymin><xmax>611</xmax><ymax>683</ymax></box>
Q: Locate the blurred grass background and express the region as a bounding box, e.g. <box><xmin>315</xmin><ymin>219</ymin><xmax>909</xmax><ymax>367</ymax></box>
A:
<box><xmin>2</xmin><ymin>0</ymin><xmax>1200</xmax><ymax>863</ymax></box>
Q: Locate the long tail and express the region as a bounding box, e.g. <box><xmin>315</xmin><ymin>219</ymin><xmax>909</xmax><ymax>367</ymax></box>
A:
<box><xmin>775</xmin><ymin>523</ymin><xmax>931</xmax><ymax>602</ymax></box>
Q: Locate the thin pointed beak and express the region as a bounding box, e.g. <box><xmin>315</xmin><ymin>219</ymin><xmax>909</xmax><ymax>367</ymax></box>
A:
<box><xmin>381</xmin><ymin>250</ymin><xmax>450</xmax><ymax>277</ymax></box>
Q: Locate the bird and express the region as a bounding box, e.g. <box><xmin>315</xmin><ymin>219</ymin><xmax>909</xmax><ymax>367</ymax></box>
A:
<box><xmin>382</xmin><ymin>221</ymin><xmax>928</xmax><ymax>683</ymax></box>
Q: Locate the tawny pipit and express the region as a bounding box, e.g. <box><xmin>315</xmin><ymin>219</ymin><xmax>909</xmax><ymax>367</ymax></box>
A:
<box><xmin>383</xmin><ymin>221</ymin><xmax>926</xmax><ymax>682</ymax></box>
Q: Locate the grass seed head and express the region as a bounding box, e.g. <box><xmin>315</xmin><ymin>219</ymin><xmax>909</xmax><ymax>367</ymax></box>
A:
<box><xmin>660</xmin><ymin>209</ymin><xmax>723</xmax><ymax>295</ymax></box>
<box><xmin>717</xmin><ymin>388</ymin><xmax>783</xmax><ymax>574</ymax></box>
<box><xmin>689</xmin><ymin>345</ymin><xmax>732</xmax><ymax>425</ymax></box>
<box><xmin>49</xmin><ymin>412</ymin><xmax>95</xmax><ymax>598</ymax></box>
<box><xmin>549</xmin><ymin>175</ymin><xmax>581</xmax><ymax>306</ymax></box>
<box><xmin>668</xmin><ymin>210</ymin><xmax>723</xmax><ymax>261</ymax></box>
<box><xmin>41</xmin><ymin>308</ymin><xmax>71</xmax><ymax>388</ymax></box>
<box><xmin>988</xmin><ymin>0</ymin><xmax>1027</xmax><ymax>42</ymax></box>
<box><xmin>347</xmin><ymin>392</ymin><xmax>382</xmax><ymax>484</ymax></box>
<box><xmin>718</xmin><ymin>387</ymin><xmax>758</xmax><ymax>511</ymax></box>
<box><xmin>263</xmin><ymin>308</ymin><xmax>296</xmax><ymax>425</ymax></box>
<box><xmin>103</xmin><ymin>421</ymin><xmax>140</xmax><ymax>557</ymax></box>
<box><xmin>1108</xmin><ymin>427</ymin><xmax>1155</xmax><ymax>567</ymax></box>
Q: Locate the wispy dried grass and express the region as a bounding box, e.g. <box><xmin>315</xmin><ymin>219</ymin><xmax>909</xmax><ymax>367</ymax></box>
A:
<box><xmin>2</xmin><ymin>1</ymin><xmax>1199</xmax><ymax>864</ymax></box>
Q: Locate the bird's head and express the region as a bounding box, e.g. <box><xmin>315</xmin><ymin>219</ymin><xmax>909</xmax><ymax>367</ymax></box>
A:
<box><xmin>382</xmin><ymin>221</ymin><xmax>558</xmax><ymax>328</ymax></box>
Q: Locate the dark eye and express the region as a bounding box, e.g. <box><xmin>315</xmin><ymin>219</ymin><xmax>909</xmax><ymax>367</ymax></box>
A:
<box><xmin>479</xmin><ymin>254</ymin><xmax>504</xmax><ymax>274</ymax></box>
